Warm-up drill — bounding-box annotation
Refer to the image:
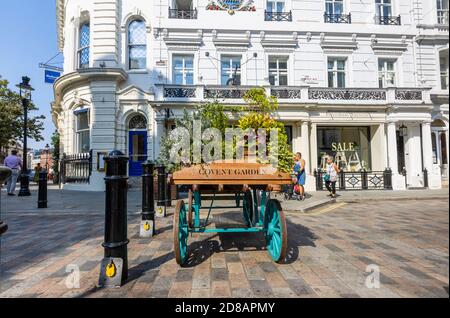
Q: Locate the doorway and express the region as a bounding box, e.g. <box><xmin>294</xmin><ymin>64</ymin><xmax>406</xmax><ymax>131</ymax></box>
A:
<box><xmin>128</xmin><ymin>114</ymin><xmax>148</xmax><ymax>177</ymax></box>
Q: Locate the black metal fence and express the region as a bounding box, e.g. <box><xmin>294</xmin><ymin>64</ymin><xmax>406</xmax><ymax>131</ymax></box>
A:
<box><xmin>169</xmin><ymin>8</ymin><xmax>197</xmax><ymax>19</ymax></box>
<box><xmin>376</xmin><ymin>15</ymin><xmax>401</xmax><ymax>25</ymax></box>
<box><xmin>60</xmin><ymin>150</ymin><xmax>93</xmax><ymax>184</ymax></box>
<box><xmin>314</xmin><ymin>168</ymin><xmax>393</xmax><ymax>191</ymax></box>
<box><xmin>324</xmin><ymin>13</ymin><xmax>351</xmax><ymax>24</ymax></box>
<box><xmin>265</xmin><ymin>11</ymin><xmax>292</xmax><ymax>21</ymax></box>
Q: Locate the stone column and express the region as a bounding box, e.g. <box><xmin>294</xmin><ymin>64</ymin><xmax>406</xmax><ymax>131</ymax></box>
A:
<box><xmin>301</xmin><ymin>121</ymin><xmax>311</xmax><ymax>175</ymax></box>
<box><xmin>154</xmin><ymin>115</ymin><xmax>166</xmax><ymax>161</ymax></box>
<box><xmin>421</xmin><ymin>121</ymin><xmax>433</xmax><ymax>172</ymax></box>
<box><xmin>386</xmin><ymin>121</ymin><xmax>399</xmax><ymax>174</ymax></box>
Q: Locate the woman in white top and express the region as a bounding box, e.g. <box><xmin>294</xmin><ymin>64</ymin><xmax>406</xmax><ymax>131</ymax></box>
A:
<box><xmin>325</xmin><ymin>156</ymin><xmax>340</xmax><ymax>198</ymax></box>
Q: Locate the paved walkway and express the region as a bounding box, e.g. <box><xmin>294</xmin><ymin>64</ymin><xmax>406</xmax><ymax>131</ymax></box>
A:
<box><xmin>0</xmin><ymin>185</ymin><xmax>448</xmax><ymax>298</ymax></box>
<box><xmin>1</xmin><ymin>185</ymin><xmax>448</xmax><ymax>215</ymax></box>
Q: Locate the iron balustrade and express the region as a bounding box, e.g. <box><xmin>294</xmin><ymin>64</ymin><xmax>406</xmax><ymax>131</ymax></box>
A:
<box><xmin>265</xmin><ymin>11</ymin><xmax>292</xmax><ymax>22</ymax></box>
<box><xmin>61</xmin><ymin>150</ymin><xmax>92</xmax><ymax>184</ymax></box>
<box><xmin>164</xmin><ymin>87</ymin><xmax>196</xmax><ymax>98</ymax></box>
<box><xmin>308</xmin><ymin>88</ymin><xmax>387</xmax><ymax>101</ymax></box>
<box><xmin>314</xmin><ymin>169</ymin><xmax>393</xmax><ymax>191</ymax></box>
<box><xmin>270</xmin><ymin>87</ymin><xmax>302</xmax><ymax>99</ymax></box>
<box><xmin>204</xmin><ymin>86</ymin><xmax>254</xmax><ymax>99</ymax></box>
<box><xmin>324</xmin><ymin>13</ymin><xmax>351</xmax><ymax>24</ymax></box>
<box><xmin>376</xmin><ymin>15</ymin><xmax>401</xmax><ymax>25</ymax></box>
<box><xmin>169</xmin><ymin>8</ymin><xmax>198</xmax><ymax>19</ymax></box>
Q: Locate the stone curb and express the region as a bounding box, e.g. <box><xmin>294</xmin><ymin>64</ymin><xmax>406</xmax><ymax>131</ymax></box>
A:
<box><xmin>337</xmin><ymin>196</ymin><xmax>449</xmax><ymax>203</ymax></box>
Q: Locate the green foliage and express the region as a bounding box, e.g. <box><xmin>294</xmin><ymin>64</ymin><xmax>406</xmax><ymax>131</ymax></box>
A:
<box><xmin>0</xmin><ymin>79</ymin><xmax>45</xmax><ymax>152</ymax></box>
<box><xmin>51</xmin><ymin>130</ymin><xmax>60</xmax><ymax>175</ymax></box>
<box><xmin>158</xmin><ymin>89</ymin><xmax>294</xmax><ymax>174</ymax></box>
<box><xmin>157</xmin><ymin>101</ymin><xmax>240</xmax><ymax>172</ymax></box>
<box><xmin>239</xmin><ymin>88</ymin><xmax>294</xmax><ymax>173</ymax></box>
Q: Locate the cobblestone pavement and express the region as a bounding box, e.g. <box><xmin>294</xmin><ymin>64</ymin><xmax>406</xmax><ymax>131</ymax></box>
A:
<box><xmin>0</xmin><ymin>196</ymin><xmax>448</xmax><ymax>298</ymax></box>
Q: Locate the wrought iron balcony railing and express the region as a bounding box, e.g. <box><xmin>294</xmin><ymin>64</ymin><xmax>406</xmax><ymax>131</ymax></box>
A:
<box><xmin>264</xmin><ymin>11</ymin><xmax>292</xmax><ymax>22</ymax></box>
<box><xmin>376</xmin><ymin>15</ymin><xmax>401</xmax><ymax>25</ymax></box>
<box><xmin>324</xmin><ymin>13</ymin><xmax>351</xmax><ymax>24</ymax></box>
<box><xmin>169</xmin><ymin>8</ymin><xmax>198</xmax><ymax>19</ymax></box>
<box><xmin>61</xmin><ymin>151</ymin><xmax>92</xmax><ymax>184</ymax></box>
<box><xmin>153</xmin><ymin>85</ymin><xmax>429</xmax><ymax>104</ymax></box>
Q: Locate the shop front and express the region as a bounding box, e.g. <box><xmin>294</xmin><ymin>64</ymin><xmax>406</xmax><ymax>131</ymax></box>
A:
<box><xmin>314</xmin><ymin>125</ymin><xmax>392</xmax><ymax>191</ymax></box>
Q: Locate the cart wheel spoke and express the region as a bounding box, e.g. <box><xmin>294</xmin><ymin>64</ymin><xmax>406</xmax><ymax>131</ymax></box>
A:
<box><xmin>264</xmin><ymin>199</ymin><xmax>287</xmax><ymax>263</ymax></box>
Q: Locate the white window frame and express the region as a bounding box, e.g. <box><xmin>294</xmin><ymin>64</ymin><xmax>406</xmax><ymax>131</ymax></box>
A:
<box><xmin>440</xmin><ymin>54</ymin><xmax>449</xmax><ymax>90</ymax></box>
<box><xmin>268</xmin><ymin>56</ymin><xmax>289</xmax><ymax>86</ymax></box>
<box><xmin>266</xmin><ymin>0</ymin><xmax>286</xmax><ymax>13</ymax></box>
<box><xmin>74</xmin><ymin>107</ymin><xmax>91</xmax><ymax>154</ymax></box>
<box><xmin>127</xmin><ymin>19</ymin><xmax>147</xmax><ymax>71</ymax></box>
<box><xmin>220</xmin><ymin>54</ymin><xmax>243</xmax><ymax>86</ymax></box>
<box><xmin>375</xmin><ymin>0</ymin><xmax>393</xmax><ymax>17</ymax></box>
<box><xmin>436</xmin><ymin>0</ymin><xmax>449</xmax><ymax>25</ymax></box>
<box><xmin>77</xmin><ymin>22</ymin><xmax>90</xmax><ymax>69</ymax></box>
<box><xmin>378</xmin><ymin>58</ymin><xmax>397</xmax><ymax>88</ymax></box>
<box><xmin>172</xmin><ymin>54</ymin><xmax>195</xmax><ymax>85</ymax></box>
<box><xmin>325</xmin><ymin>0</ymin><xmax>345</xmax><ymax>15</ymax></box>
<box><xmin>327</xmin><ymin>57</ymin><xmax>347</xmax><ymax>88</ymax></box>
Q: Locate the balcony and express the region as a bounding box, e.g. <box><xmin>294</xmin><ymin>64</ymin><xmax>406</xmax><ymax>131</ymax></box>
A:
<box><xmin>168</xmin><ymin>8</ymin><xmax>197</xmax><ymax>19</ymax></box>
<box><xmin>153</xmin><ymin>85</ymin><xmax>430</xmax><ymax>106</ymax></box>
<box><xmin>324</xmin><ymin>13</ymin><xmax>351</xmax><ymax>24</ymax></box>
<box><xmin>376</xmin><ymin>15</ymin><xmax>401</xmax><ymax>25</ymax></box>
<box><xmin>264</xmin><ymin>11</ymin><xmax>292</xmax><ymax>22</ymax></box>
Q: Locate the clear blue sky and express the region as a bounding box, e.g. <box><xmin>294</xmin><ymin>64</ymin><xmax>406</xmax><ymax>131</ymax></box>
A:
<box><xmin>0</xmin><ymin>1</ymin><xmax>60</xmax><ymax>150</ymax></box>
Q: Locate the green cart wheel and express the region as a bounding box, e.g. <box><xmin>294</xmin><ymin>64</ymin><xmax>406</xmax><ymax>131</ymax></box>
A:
<box><xmin>264</xmin><ymin>199</ymin><xmax>287</xmax><ymax>263</ymax></box>
<box><xmin>242</xmin><ymin>188</ymin><xmax>254</xmax><ymax>227</ymax></box>
<box><xmin>173</xmin><ymin>200</ymin><xmax>189</xmax><ymax>266</ymax></box>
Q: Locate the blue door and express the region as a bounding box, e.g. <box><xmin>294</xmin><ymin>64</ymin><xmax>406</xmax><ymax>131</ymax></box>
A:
<box><xmin>129</xmin><ymin>131</ymin><xmax>148</xmax><ymax>176</ymax></box>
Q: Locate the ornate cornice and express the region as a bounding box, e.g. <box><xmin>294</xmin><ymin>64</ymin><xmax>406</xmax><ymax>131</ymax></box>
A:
<box><xmin>56</xmin><ymin>0</ymin><xmax>65</xmax><ymax>51</ymax></box>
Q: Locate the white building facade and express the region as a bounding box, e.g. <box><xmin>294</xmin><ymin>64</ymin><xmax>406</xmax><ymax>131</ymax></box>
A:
<box><xmin>52</xmin><ymin>0</ymin><xmax>449</xmax><ymax>191</ymax></box>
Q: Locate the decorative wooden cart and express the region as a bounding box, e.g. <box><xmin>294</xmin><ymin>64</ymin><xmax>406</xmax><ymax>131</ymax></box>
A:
<box><xmin>171</xmin><ymin>161</ymin><xmax>292</xmax><ymax>266</ymax></box>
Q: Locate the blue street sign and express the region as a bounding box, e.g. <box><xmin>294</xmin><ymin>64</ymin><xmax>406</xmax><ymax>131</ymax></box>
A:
<box><xmin>44</xmin><ymin>70</ymin><xmax>61</xmax><ymax>84</ymax></box>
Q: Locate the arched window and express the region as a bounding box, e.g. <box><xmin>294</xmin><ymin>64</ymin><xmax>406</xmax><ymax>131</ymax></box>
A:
<box><xmin>78</xmin><ymin>23</ymin><xmax>90</xmax><ymax>69</ymax></box>
<box><xmin>128</xmin><ymin>20</ymin><xmax>147</xmax><ymax>70</ymax></box>
<box><xmin>74</xmin><ymin>107</ymin><xmax>90</xmax><ymax>153</ymax></box>
<box><xmin>129</xmin><ymin>114</ymin><xmax>147</xmax><ymax>129</ymax></box>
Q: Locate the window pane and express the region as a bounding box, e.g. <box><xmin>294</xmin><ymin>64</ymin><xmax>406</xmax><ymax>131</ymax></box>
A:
<box><xmin>328</xmin><ymin>72</ymin><xmax>334</xmax><ymax>87</ymax></box>
<box><xmin>185</xmin><ymin>58</ymin><xmax>194</xmax><ymax>69</ymax></box>
<box><xmin>80</xmin><ymin>24</ymin><xmax>90</xmax><ymax>48</ymax></box>
<box><xmin>77</xmin><ymin>112</ymin><xmax>89</xmax><ymax>130</ymax></box>
<box><xmin>174</xmin><ymin>73</ymin><xmax>183</xmax><ymax>85</ymax></box>
<box><xmin>269</xmin><ymin>75</ymin><xmax>276</xmax><ymax>86</ymax></box>
<box><xmin>276</xmin><ymin>2</ymin><xmax>284</xmax><ymax>12</ymax></box>
<box><xmin>328</xmin><ymin>60</ymin><xmax>334</xmax><ymax>70</ymax></box>
<box><xmin>337</xmin><ymin>72</ymin><xmax>345</xmax><ymax>88</ymax></box>
<box><xmin>173</xmin><ymin>57</ymin><xmax>183</xmax><ymax>69</ymax></box>
<box><xmin>79</xmin><ymin>131</ymin><xmax>90</xmax><ymax>153</ymax></box>
<box><xmin>129</xmin><ymin>20</ymin><xmax>146</xmax><ymax>45</ymax></box>
<box><xmin>279</xmin><ymin>75</ymin><xmax>288</xmax><ymax>86</ymax></box>
<box><xmin>267</xmin><ymin>1</ymin><xmax>273</xmax><ymax>12</ymax></box>
<box><xmin>129</xmin><ymin>46</ymin><xmax>146</xmax><ymax>69</ymax></box>
<box><xmin>337</xmin><ymin>60</ymin><xmax>345</xmax><ymax>70</ymax></box>
<box><xmin>185</xmin><ymin>72</ymin><xmax>194</xmax><ymax>85</ymax></box>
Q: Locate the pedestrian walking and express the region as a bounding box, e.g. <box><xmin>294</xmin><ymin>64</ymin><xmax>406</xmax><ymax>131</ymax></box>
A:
<box><xmin>324</xmin><ymin>155</ymin><xmax>340</xmax><ymax>198</ymax></box>
<box><xmin>293</xmin><ymin>152</ymin><xmax>306</xmax><ymax>200</ymax></box>
<box><xmin>4</xmin><ymin>150</ymin><xmax>22</xmax><ymax>196</ymax></box>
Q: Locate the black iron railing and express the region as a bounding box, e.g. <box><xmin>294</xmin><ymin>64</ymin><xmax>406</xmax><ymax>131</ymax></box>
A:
<box><xmin>376</xmin><ymin>15</ymin><xmax>401</xmax><ymax>25</ymax></box>
<box><xmin>265</xmin><ymin>11</ymin><xmax>292</xmax><ymax>21</ymax></box>
<box><xmin>61</xmin><ymin>150</ymin><xmax>92</xmax><ymax>184</ymax></box>
<box><xmin>169</xmin><ymin>8</ymin><xmax>198</xmax><ymax>19</ymax></box>
<box><xmin>324</xmin><ymin>13</ymin><xmax>351</xmax><ymax>24</ymax></box>
<box><xmin>314</xmin><ymin>168</ymin><xmax>393</xmax><ymax>191</ymax></box>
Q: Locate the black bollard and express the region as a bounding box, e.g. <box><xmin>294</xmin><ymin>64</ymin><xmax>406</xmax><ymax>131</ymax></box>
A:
<box><xmin>38</xmin><ymin>170</ymin><xmax>48</xmax><ymax>209</ymax></box>
<box><xmin>156</xmin><ymin>165</ymin><xmax>167</xmax><ymax>217</ymax></box>
<box><xmin>141</xmin><ymin>161</ymin><xmax>155</xmax><ymax>237</ymax></box>
<box><xmin>99</xmin><ymin>150</ymin><xmax>129</xmax><ymax>288</ymax></box>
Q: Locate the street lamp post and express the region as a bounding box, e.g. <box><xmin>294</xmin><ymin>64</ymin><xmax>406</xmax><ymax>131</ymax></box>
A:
<box><xmin>45</xmin><ymin>143</ymin><xmax>50</xmax><ymax>172</ymax></box>
<box><xmin>16</xmin><ymin>76</ymin><xmax>34</xmax><ymax>197</ymax></box>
